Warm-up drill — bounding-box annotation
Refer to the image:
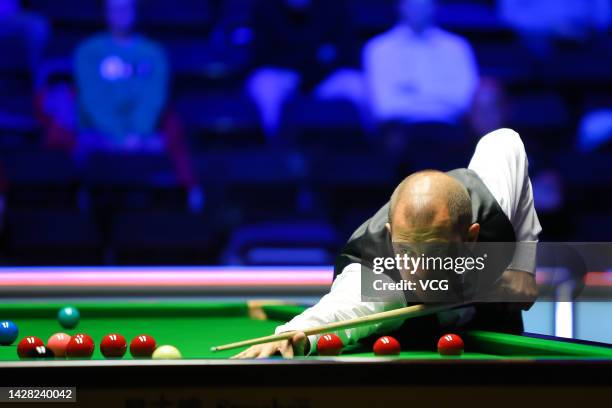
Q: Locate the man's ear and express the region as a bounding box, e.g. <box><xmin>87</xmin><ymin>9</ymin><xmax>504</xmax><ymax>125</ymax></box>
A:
<box><xmin>385</xmin><ymin>222</ymin><xmax>391</xmax><ymax>234</ymax></box>
<box><xmin>467</xmin><ymin>223</ymin><xmax>480</xmax><ymax>242</ymax></box>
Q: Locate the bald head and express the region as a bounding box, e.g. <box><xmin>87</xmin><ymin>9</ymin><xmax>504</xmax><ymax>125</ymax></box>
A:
<box><xmin>388</xmin><ymin>170</ymin><xmax>473</xmax><ymax>242</ymax></box>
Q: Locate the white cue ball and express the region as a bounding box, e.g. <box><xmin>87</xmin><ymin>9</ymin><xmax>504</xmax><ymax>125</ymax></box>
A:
<box><xmin>152</xmin><ymin>345</ymin><xmax>182</xmax><ymax>359</ymax></box>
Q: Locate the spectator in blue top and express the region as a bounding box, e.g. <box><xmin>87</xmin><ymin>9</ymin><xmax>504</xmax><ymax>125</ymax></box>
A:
<box><xmin>73</xmin><ymin>0</ymin><xmax>202</xmax><ymax>212</ymax></box>
<box><xmin>74</xmin><ymin>0</ymin><xmax>169</xmax><ymax>152</ymax></box>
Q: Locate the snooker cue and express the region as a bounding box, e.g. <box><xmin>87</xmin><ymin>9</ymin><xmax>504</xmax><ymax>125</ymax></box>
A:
<box><xmin>211</xmin><ymin>301</ymin><xmax>467</xmax><ymax>352</ymax></box>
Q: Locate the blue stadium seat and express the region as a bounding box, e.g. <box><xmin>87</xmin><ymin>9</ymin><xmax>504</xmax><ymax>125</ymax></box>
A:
<box><xmin>82</xmin><ymin>152</ymin><xmax>179</xmax><ymax>188</ymax></box>
<box><xmin>165</xmin><ymin>40</ymin><xmax>250</xmax><ymax>79</ymax></box>
<box><xmin>139</xmin><ymin>0</ymin><xmax>212</xmax><ymax>27</ymax></box>
<box><xmin>572</xmin><ymin>214</ymin><xmax>612</xmax><ymax>242</ymax></box>
<box><xmin>474</xmin><ymin>42</ymin><xmax>534</xmax><ymax>83</ymax></box>
<box><xmin>1</xmin><ymin>150</ymin><xmax>78</xmax><ymax>209</ymax></box>
<box><xmin>176</xmin><ymin>92</ymin><xmax>262</xmax><ymax>149</ymax></box>
<box><xmin>5</xmin><ymin>210</ymin><xmax>102</xmax><ymax>264</ymax></box>
<box><xmin>546</xmin><ymin>43</ymin><xmax>612</xmax><ymax>84</ymax></box>
<box><xmin>28</xmin><ymin>0</ymin><xmax>212</xmax><ymax>28</ymax></box>
<box><xmin>280</xmin><ymin>96</ymin><xmax>366</xmax><ymax>150</ymax></box>
<box><xmin>195</xmin><ymin>149</ymin><xmax>307</xmax><ymax>184</ymax></box>
<box><xmin>110</xmin><ymin>211</ymin><xmax>217</xmax><ymax>264</ymax></box>
<box><xmin>195</xmin><ymin>149</ymin><xmax>309</xmax><ymax>220</ymax></box>
<box><xmin>559</xmin><ymin>152</ymin><xmax>612</xmax><ymax>188</ymax></box>
<box><xmin>221</xmin><ymin>221</ymin><xmax>339</xmax><ymax>265</ymax></box>
<box><xmin>81</xmin><ymin>152</ymin><xmax>185</xmax><ymax>212</ymax></box>
<box><xmin>307</xmin><ymin>150</ymin><xmax>396</xmax><ymax>224</ymax></box>
<box><xmin>0</xmin><ymin>34</ymin><xmax>30</xmax><ymax>74</ymax></box>
<box><xmin>0</xmin><ymin>35</ymin><xmax>35</xmax><ymax>141</ymax></box>
<box><xmin>437</xmin><ymin>2</ymin><xmax>506</xmax><ymax>32</ymax></box>
<box><xmin>308</xmin><ymin>151</ymin><xmax>395</xmax><ymax>187</ymax></box>
<box><xmin>28</xmin><ymin>0</ymin><xmax>101</xmax><ymax>24</ymax></box>
<box><xmin>348</xmin><ymin>0</ymin><xmax>396</xmax><ymax>38</ymax></box>
<box><xmin>509</xmin><ymin>92</ymin><xmax>570</xmax><ymax>130</ymax></box>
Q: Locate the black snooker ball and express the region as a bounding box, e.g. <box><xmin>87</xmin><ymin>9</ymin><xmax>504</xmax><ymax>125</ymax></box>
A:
<box><xmin>21</xmin><ymin>345</ymin><xmax>55</xmax><ymax>359</ymax></box>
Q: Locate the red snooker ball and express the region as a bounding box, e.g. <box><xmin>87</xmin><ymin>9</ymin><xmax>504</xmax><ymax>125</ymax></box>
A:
<box><xmin>316</xmin><ymin>333</ymin><xmax>343</xmax><ymax>356</ymax></box>
<box><xmin>373</xmin><ymin>336</ymin><xmax>401</xmax><ymax>356</ymax></box>
<box><xmin>437</xmin><ymin>333</ymin><xmax>464</xmax><ymax>356</ymax></box>
<box><xmin>100</xmin><ymin>333</ymin><xmax>127</xmax><ymax>358</ymax></box>
<box><xmin>46</xmin><ymin>333</ymin><xmax>71</xmax><ymax>357</ymax></box>
<box><xmin>130</xmin><ymin>334</ymin><xmax>156</xmax><ymax>358</ymax></box>
<box><xmin>17</xmin><ymin>336</ymin><xmax>45</xmax><ymax>358</ymax></box>
<box><xmin>66</xmin><ymin>333</ymin><xmax>95</xmax><ymax>358</ymax></box>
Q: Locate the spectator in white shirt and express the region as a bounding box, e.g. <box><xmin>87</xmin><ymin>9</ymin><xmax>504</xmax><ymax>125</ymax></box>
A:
<box><xmin>363</xmin><ymin>0</ymin><xmax>479</xmax><ymax>125</ymax></box>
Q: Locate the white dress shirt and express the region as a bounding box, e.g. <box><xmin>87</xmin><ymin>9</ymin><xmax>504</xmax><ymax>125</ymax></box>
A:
<box><xmin>363</xmin><ymin>24</ymin><xmax>479</xmax><ymax>123</ymax></box>
<box><xmin>276</xmin><ymin>128</ymin><xmax>542</xmax><ymax>352</ymax></box>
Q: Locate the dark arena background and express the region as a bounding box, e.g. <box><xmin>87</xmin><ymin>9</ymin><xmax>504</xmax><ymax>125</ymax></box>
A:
<box><xmin>0</xmin><ymin>0</ymin><xmax>611</xmax><ymax>406</ymax></box>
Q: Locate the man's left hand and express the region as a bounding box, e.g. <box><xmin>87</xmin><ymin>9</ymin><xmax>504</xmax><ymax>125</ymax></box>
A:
<box><xmin>492</xmin><ymin>269</ymin><xmax>538</xmax><ymax>311</ymax></box>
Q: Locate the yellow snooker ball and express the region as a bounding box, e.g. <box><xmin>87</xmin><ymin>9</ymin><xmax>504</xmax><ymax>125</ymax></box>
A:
<box><xmin>152</xmin><ymin>345</ymin><xmax>182</xmax><ymax>359</ymax></box>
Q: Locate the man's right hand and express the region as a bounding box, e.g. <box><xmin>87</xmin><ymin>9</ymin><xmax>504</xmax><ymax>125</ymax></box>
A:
<box><xmin>231</xmin><ymin>331</ymin><xmax>309</xmax><ymax>359</ymax></box>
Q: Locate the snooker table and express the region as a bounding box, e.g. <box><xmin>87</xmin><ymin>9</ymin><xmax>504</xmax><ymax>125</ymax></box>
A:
<box><xmin>1</xmin><ymin>300</ymin><xmax>612</xmax><ymax>407</ymax></box>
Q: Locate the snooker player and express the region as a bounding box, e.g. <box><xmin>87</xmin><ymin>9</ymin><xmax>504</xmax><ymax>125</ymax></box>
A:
<box><xmin>234</xmin><ymin>128</ymin><xmax>541</xmax><ymax>358</ymax></box>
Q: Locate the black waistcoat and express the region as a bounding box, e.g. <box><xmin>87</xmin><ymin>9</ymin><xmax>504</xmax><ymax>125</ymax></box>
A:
<box><xmin>333</xmin><ymin>168</ymin><xmax>520</xmax><ymax>347</ymax></box>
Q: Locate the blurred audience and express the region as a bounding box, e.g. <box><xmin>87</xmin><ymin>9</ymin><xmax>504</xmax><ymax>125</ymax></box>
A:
<box><xmin>499</xmin><ymin>0</ymin><xmax>612</xmax><ymax>55</ymax></box>
<box><xmin>577</xmin><ymin>109</ymin><xmax>612</xmax><ymax>152</ymax></box>
<box><xmin>35</xmin><ymin>77</ymin><xmax>78</xmax><ymax>152</ymax></box>
<box><xmin>0</xmin><ymin>162</ymin><xmax>5</xmax><ymax>240</ymax></box>
<box><xmin>72</xmin><ymin>0</ymin><xmax>201</xmax><ymax>209</ymax></box>
<box><xmin>246</xmin><ymin>0</ymin><xmax>364</xmax><ymax>139</ymax></box>
<box><xmin>468</xmin><ymin>78</ymin><xmax>509</xmax><ymax>138</ymax></box>
<box><xmin>0</xmin><ymin>0</ymin><xmax>49</xmax><ymax>71</ymax></box>
<box><xmin>74</xmin><ymin>0</ymin><xmax>169</xmax><ymax>153</ymax></box>
<box><xmin>363</xmin><ymin>0</ymin><xmax>478</xmax><ymax>125</ymax></box>
<box><xmin>362</xmin><ymin>0</ymin><xmax>478</xmax><ymax>170</ymax></box>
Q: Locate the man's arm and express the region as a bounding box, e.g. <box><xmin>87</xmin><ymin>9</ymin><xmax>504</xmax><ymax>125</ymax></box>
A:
<box><xmin>468</xmin><ymin>128</ymin><xmax>542</xmax><ymax>308</ymax></box>
<box><xmin>233</xmin><ymin>263</ymin><xmax>405</xmax><ymax>358</ymax></box>
<box><xmin>276</xmin><ymin>263</ymin><xmax>405</xmax><ymax>353</ymax></box>
<box><xmin>468</xmin><ymin>128</ymin><xmax>542</xmax><ymax>270</ymax></box>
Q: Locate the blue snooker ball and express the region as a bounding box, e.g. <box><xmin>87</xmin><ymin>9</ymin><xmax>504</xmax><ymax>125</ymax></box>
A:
<box><xmin>57</xmin><ymin>306</ymin><xmax>80</xmax><ymax>329</ymax></box>
<box><xmin>0</xmin><ymin>320</ymin><xmax>18</xmax><ymax>345</ymax></box>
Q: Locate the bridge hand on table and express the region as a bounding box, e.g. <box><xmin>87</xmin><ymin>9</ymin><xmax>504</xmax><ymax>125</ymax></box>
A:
<box><xmin>231</xmin><ymin>331</ymin><xmax>308</xmax><ymax>359</ymax></box>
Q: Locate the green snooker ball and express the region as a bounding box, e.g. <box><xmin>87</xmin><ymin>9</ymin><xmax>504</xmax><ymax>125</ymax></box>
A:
<box><xmin>57</xmin><ymin>306</ymin><xmax>80</xmax><ymax>329</ymax></box>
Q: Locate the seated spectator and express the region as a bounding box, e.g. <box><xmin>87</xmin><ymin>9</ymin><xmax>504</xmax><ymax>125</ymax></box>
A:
<box><xmin>363</xmin><ymin>0</ymin><xmax>478</xmax><ymax>125</ymax></box>
<box><xmin>73</xmin><ymin>0</ymin><xmax>201</xmax><ymax>210</ymax></box>
<box><xmin>74</xmin><ymin>0</ymin><xmax>168</xmax><ymax>153</ymax></box>
<box><xmin>0</xmin><ymin>0</ymin><xmax>49</xmax><ymax>71</ymax></box>
<box><xmin>362</xmin><ymin>0</ymin><xmax>478</xmax><ymax>169</ymax></box>
<box><xmin>246</xmin><ymin>0</ymin><xmax>365</xmax><ymax>139</ymax></box>
<box><xmin>499</xmin><ymin>0</ymin><xmax>611</xmax><ymax>55</ymax></box>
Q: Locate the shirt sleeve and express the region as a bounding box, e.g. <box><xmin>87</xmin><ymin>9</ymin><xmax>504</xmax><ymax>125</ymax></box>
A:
<box><xmin>468</xmin><ymin>128</ymin><xmax>542</xmax><ymax>273</ymax></box>
<box><xmin>274</xmin><ymin>263</ymin><xmax>406</xmax><ymax>354</ymax></box>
